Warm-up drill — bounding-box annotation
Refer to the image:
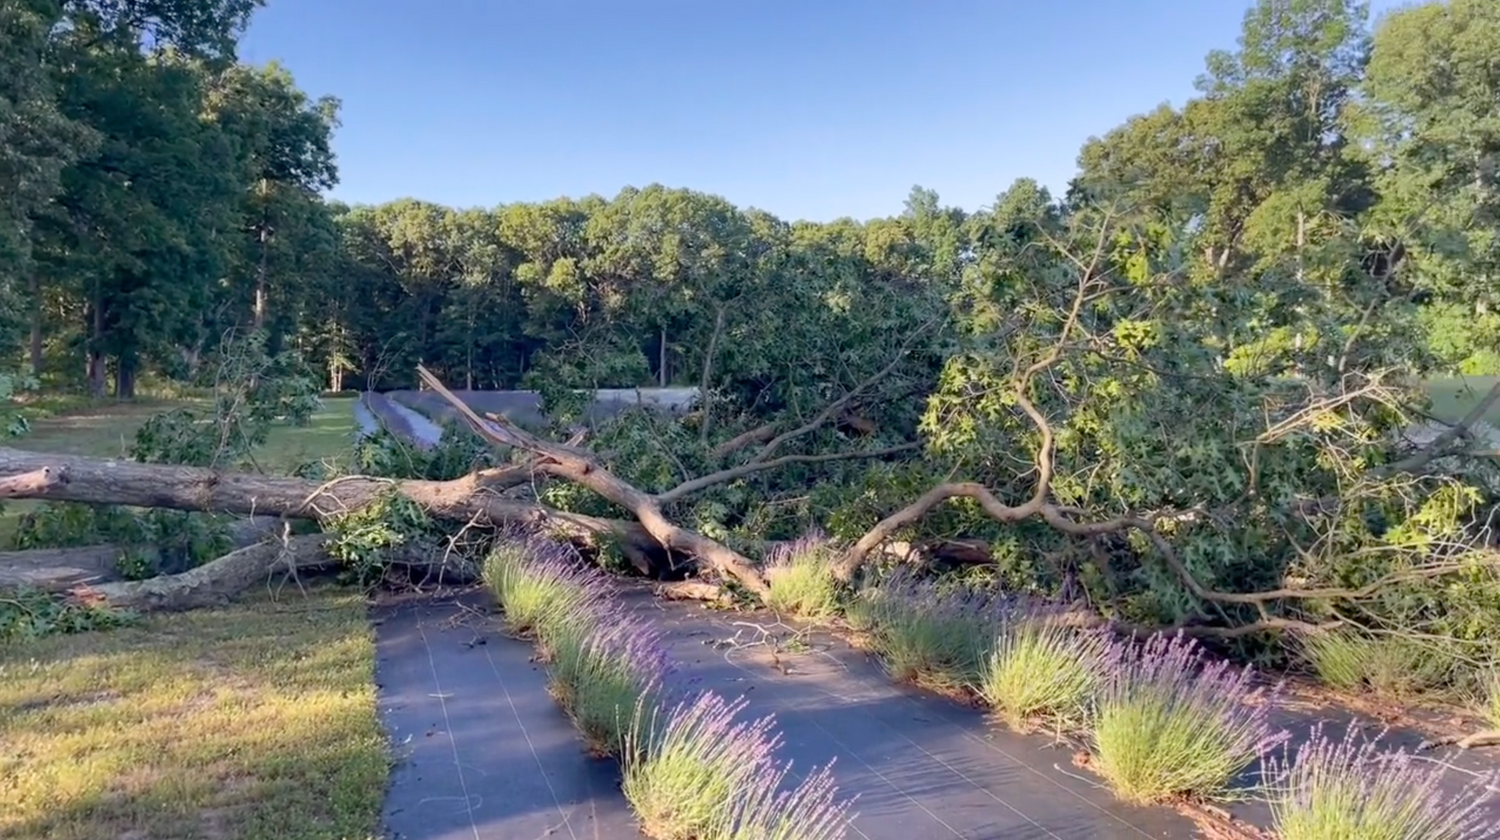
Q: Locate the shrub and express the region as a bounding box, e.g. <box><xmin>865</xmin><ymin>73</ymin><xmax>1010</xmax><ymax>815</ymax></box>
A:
<box><xmin>1300</xmin><ymin>629</ymin><xmax>1453</xmax><ymax>698</ymax></box>
<box><xmin>483</xmin><ymin>537</ymin><xmax>605</xmax><ymax>645</ymax></box>
<box><xmin>1089</xmin><ymin>632</ymin><xmax>1287</xmax><ymax>804</ymax></box>
<box><xmin>977</xmin><ymin>605</ymin><xmax>1116</xmax><ymax>733</ymax></box>
<box><xmin>1266</xmin><ymin>722</ymin><xmax>1499</xmax><ymax>840</ymax></box>
<box><xmin>764</xmin><ymin>533</ymin><xmax>843</xmax><ymax>620</ymax></box>
<box><xmin>704</xmin><ymin>761</ymin><xmax>855</xmax><ymax>840</ymax></box>
<box><xmin>622</xmin><ymin>691</ymin><xmax>781</xmax><ymax>840</ymax></box>
<box><xmin>623</xmin><ymin>691</ymin><xmax>855</xmax><ymax>840</ymax></box>
<box><xmin>846</xmin><ymin>571</ymin><xmax>1001</xmax><ymax>694</ymax></box>
<box><xmin>548</xmin><ymin>605</ymin><xmax>671</xmax><ymax>757</ymax></box>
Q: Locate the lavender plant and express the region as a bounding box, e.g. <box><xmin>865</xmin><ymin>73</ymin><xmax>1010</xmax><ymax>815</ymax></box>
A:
<box><xmin>483</xmin><ymin>536</ymin><xmax>606</xmax><ymax>645</ymax></box>
<box><xmin>846</xmin><ymin>571</ymin><xmax>1002</xmax><ymax>693</ymax></box>
<box><xmin>1299</xmin><ymin>628</ymin><xmax>1452</xmax><ymax>698</ymax></box>
<box><xmin>703</xmin><ymin>761</ymin><xmax>856</xmax><ymax>840</ymax></box>
<box><xmin>1266</xmin><ymin>721</ymin><xmax>1500</xmax><ymax>840</ymax></box>
<box><xmin>548</xmin><ymin>605</ymin><xmax>672</xmax><ymax>757</ymax></box>
<box><xmin>977</xmin><ymin>605</ymin><xmax>1115</xmax><ymax>733</ymax></box>
<box><xmin>763</xmin><ymin>533</ymin><xmax>843</xmax><ymax>620</ymax></box>
<box><xmin>621</xmin><ymin>691</ymin><xmax>783</xmax><ymax>840</ymax></box>
<box><xmin>1089</xmin><ymin>632</ymin><xmax>1287</xmax><ymax>804</ymax></box>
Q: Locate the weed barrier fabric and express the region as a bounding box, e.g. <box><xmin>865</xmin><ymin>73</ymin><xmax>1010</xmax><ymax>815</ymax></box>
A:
<box><xmin>619</xmin><ymin>587</ymin><xmax>1195</xmax><ymax>839</ymax></box>
<box><xmin>372</xmin><ymin>591</ymin><xmax>649</xmax><ymax>840</ymax></box>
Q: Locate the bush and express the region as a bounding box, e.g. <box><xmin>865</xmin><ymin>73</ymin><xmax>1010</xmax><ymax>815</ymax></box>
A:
<box><xmin>764</xmin><ymin>534</ymin><xmax>843</xmax><ymax>620</ymax></box>
<box><xmin>977</xmin><ymin>605</ymin><xmax>1116</xmax><ymax>733</ymax></box>
<box><xmin>1089</xmin><ymin>632</ymin><xmax>1286</xmax><ymax>804</ymax></box>
<box><xmin>548</xmin><ymin>606</ymin><xmax>671</xmax><ymax>757</ymax></box>
<box><xmin>623</xmin><ymin>691</ymin><xmax>855</xmax><ymax>840</ymax></box>
<box><xmin>483</xmin><ymin>537</ymin><xmax>605</xmax><ymax>645</ymax></box>
<box><xmin>1300</xmin><ymin>629</ymin><xmax>1453</xmax><ymax>698</ymax></box>
<box><xmin>704</xmin><ymin>761</ymin><xmax>854</xmax><ymax>840</ymax></box>
<box><xmin>1266</xmin><ymin>722</ymin><xmax>1499</xmax><ymax>840</ymax></box>
<box><xmin>622</xmin><ymin>692</ymin><xmax>781</xmax><ymax>839</ymax></box>
<box><xmin>845</xmin><ymin>571</ymin><xmax>1001</xmax><ymax>694</ymax></box>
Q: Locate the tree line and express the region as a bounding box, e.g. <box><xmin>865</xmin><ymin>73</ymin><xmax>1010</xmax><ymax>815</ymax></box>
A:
<box><xmin>3</xmin><ymin>0</ymin><xmax>1500</xmax><ymax>646</ymax></box>
<box><xmin>3</xmin><ymin>0</ymin><xmax>1495</xmax><ymax>404</ymax></box>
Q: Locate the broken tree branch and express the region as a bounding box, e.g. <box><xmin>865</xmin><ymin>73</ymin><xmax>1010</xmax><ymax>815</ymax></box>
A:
<box><xmin>0</xmin><ymin>466</ymin><xmax>63</xmax><ymax>497</ymax></box>
<box><xmin>415</xmin><ymin>365</ymin><xmax>773</xmax><ymax>598</ymax></box>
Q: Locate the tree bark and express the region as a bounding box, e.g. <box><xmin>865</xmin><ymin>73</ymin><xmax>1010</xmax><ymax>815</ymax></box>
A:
<box><xmin>0</xmin><ymin>446</ymin><xmax>656</xmax><ymax>554</ymax></box>
<box><xmin>416</xmin><ymin>366</ymin><xmax>774</xmax><ymax>598</ymax></box>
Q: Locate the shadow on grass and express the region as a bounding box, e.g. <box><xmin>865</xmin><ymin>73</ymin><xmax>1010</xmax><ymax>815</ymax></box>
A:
<box><xmin>0</xmin><ymin>584</ymin><xmax>387</xmax><ymax>840</ymax></box>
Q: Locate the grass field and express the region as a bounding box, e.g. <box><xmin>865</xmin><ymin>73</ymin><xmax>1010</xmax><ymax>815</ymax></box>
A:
<box><xmin>1425</xmin><ymin>375</ymin><xmax>1500</xmax><ymax>426</ymax></box>
<box><xmin>1</xmin><ymin>395</ymin><xmax>360</xmax><ymax>546</ymax></box>
<box><xmin>0</xmin><ymin>585</ymin><xmax>387</xmax><ymax>840</ymax></box>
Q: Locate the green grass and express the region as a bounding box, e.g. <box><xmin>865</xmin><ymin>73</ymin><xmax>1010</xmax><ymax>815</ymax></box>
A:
<box><xmin>977</xmin><ymin>613</ymin><xmax>1112</xmax><ymax>733</ymax></box>
<box><xmin>0</xmin><ymin>584</ymin><xmax>387</xmax><ymax>840</ymax></box>
<box><xmin>1</xmin><ymin>396</ymin><xmax>359</xmax><ymax>546</ymax></box>
<box><xmin>1424</xmin><ymin>375</ymin><xmax>1500</xmax><ymax>425</ymax></box>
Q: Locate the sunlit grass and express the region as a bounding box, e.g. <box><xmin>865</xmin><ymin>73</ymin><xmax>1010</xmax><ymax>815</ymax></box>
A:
<box><xmin>0</xmin><ymin>584</ymin><xmax>386</xmax><ymax>840</ymax></box>
<box><xmin>1300</xmin><ymin>628</ymin><xmax>1452</xmax><ymax>698</ymax></box>
<box><xmin>1089</xmin><ymin>633</ymin><xmax>1286</xmax><ymax>805</ymax></box>
<box><xmin>1266</xmin><ymin>722</ymin><xmax>1497</xmax><ymax>840</ymax></box>
<box><xmin>763</xmin><ymin>534</ymin><xmax>843</xmax><ymax>620</ymax></box>
<box><xmin>977</xmin><ymin>607</ymin><xmax>1114</xmax><ymax>733</ymax></box>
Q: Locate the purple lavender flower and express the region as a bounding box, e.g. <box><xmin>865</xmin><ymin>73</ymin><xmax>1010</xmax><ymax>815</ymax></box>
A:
<box><xmin>1266</xmin><ymin>721</ymin><xmax>1500</xmax><ymax>840</ymax></box>
<box><xmin>763</xmin><ymin>530</ymin><xmax>843</xmax><ymax>619</ymax></box>
<box><xmin>621</xmin><ymin>690</ymin><xmax>785</xmax><ymax>839</ymax></box>
<box><xmin>847</xmin><ymin>568</ymin><xmax>1006</xmax><ymax>692</ymax></box>
<box><xmin>1089</xmin><ymin>631</ymin><xmax>1288</xmax><ymax>804</ymax></box>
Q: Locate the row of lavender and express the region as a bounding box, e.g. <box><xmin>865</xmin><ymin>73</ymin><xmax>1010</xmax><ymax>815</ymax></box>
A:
<box><xmin>762</xmin><ymin>537</ymin><xmax>1500</xmax><ymax>839</ymax></box>
<box><xmin>482</xmin><ymin>531</ymin><xmax>857</xmax><ymax>840</ymax></box>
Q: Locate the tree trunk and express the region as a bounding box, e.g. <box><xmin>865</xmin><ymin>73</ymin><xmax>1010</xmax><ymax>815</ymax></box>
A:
<box><xmin>0</xmin><ymin>445</ymin><xmax>657</xmax><ymax>557</ymax></box>
<box><xmin>28</xmin><ymin>273</ymin><xmax>43</xmax><ymax>377</ymax></box>
<box><xmin>115</xmin><ymin>355</ymin><xmax>137</xmax><ymax>399</ymax></box>
<box><xmin>86</xmin><ymin>300</ymin><xmax>106</xmax><ymax>398</ymax></box>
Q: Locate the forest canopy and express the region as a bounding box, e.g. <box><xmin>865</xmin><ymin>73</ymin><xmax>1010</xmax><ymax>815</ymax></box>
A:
<box><xmin>3</xmin><ymin>0</ymin><xmax>1500</xmax><ymax>647</ymax></box>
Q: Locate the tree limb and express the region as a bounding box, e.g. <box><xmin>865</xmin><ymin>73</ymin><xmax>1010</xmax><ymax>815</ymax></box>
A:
<box><xmin>415</xmin><ymin>365</ymin><xmax>772</xmax><ymax>598</ymax></box>
<box><xmin>0</xmin><ymin>466</ymin><xmax>64</xmax><ymax>497</ymax></box>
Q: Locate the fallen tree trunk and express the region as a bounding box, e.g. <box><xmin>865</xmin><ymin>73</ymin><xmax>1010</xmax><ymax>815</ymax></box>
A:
<box><xmin>73</xmin><ymin>534</ymin><xmax>334</xmax><ymax>612</ymax></box>
<box><xmin>0</xmin><ymin>446</ymin><xmax>657</xmax><ymax>557</ymax></box>
<box><xmin>0</xmin><ymin>516</ymin><xmax>287</xmax><ymax>593</ymax></box>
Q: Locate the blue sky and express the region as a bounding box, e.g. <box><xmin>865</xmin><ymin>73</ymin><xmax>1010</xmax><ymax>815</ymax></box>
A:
<box><xmin>239</xmin><ymin>0</ymin><xmax>1405</xmax><ymax>223</ymax></box>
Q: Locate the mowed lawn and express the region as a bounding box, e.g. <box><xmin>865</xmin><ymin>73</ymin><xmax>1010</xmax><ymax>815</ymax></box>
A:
<box><xmin>1</xmin><ymin>395</ymin><xmax>387</xmax><ymax>840</ymax></box>
<box><xmin>1</xmin><ymin>395</ymin><xmax>361</xmax><ymax>545</ymax></box>
<box><xmin>1426</xmin><ymin>375</ymin><xmax>1500</xmax><ymax>426</ymax></box>
<box><xmin>0</xmin><ymin>586</ymin><xmax>388</xmax><ymax>840</ymax></box>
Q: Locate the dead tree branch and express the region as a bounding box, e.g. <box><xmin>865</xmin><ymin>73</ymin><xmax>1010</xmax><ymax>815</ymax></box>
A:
<box><xmin>416</xmin><ymin>365</ymin><xmax>773</xmax><ymax>598</ymax></box>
